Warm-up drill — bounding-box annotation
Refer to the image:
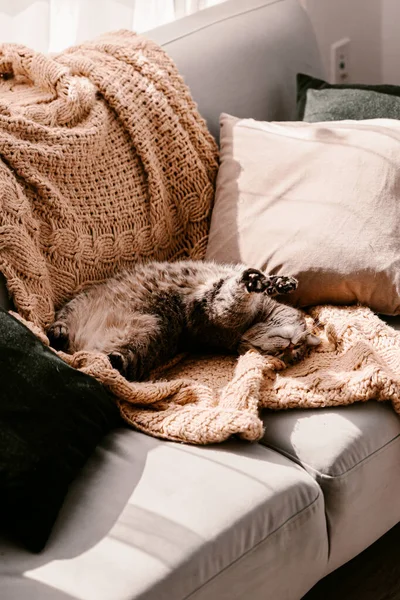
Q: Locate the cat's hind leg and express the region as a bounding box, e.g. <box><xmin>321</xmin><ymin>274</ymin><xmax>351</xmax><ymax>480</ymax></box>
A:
<box><xmin>47</xmin><ymin>320</ymin><xmax>70</xmax><ymax>351</ymax></box>
<box><xmin>47</xmin><ymin>303</ymin><xmax>73</xmax><ymax>352</ymax></box>
<box><xmin>107</xmin><ymin>292</ymin><xmax>185</xmax><ymax>381</ymax></box>
<box><xmin>106</xmin><ymin>317</ymin><xmax>177</xmax><ymax>381</ymax></box>
<box><xmin>107</xmin><ymin>328</ymin><xmax>171</xmax><ymax>381</ymax></box>
<box><xmin>108</xmin><ymin>347</ymin><xmax>140</xmax><ymax>379</ymax></box>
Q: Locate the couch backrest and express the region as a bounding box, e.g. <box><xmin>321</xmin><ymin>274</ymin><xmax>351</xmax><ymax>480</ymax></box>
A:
<box><xmin>147</xmin><ymin>0</ymin><xmax>324</xmax><ymax>141</ymax></box>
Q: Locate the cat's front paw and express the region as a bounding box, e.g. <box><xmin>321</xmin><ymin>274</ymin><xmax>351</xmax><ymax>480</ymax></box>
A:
<box><xmin>265</xmin><ymin>276</ymin><xmax>298</xmax><ymax>296</ymax></box>
<box><xmin>241</xmin><ymin>268</ymin><xmax>268</xmax><ymax>293</ymax></box>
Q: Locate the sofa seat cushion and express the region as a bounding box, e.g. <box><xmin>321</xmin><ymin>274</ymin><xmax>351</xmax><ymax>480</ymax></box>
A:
<box><xmin>0</xmin><ymin>429</ymin><xmax>327</xmax><ymax>600</ymax></box>
<box><xmin>261</xmin><ymin>401</ymin><xmax>400</xmax><ymax>573</ymax></box>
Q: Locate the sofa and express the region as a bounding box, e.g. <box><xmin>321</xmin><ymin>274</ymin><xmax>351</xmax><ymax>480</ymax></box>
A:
<box><xmin>1</xmin><ymin>0</ymin><xmax>400</xmax><ymax>599</ymax></box>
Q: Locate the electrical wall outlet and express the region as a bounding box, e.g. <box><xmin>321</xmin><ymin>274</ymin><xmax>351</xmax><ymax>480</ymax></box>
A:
<box><xmin>330</xmin><ymin>38</ymin><xmax>351</xmax><ymax>84</ymax></box>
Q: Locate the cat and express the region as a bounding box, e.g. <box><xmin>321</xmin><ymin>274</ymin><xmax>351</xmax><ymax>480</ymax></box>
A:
<box><xmin>47</xmin><ymin>261</ymin><xmax>320</xmax><ymax>381</ymax></box>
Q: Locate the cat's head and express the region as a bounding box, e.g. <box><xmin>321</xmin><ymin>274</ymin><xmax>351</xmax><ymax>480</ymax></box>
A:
<box><xmin>239</xmin><ymin>302</ymin><xmax>320</xmax><ymax>363</ymax></box>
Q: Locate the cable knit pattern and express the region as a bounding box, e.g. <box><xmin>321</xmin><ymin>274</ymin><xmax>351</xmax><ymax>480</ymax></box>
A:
<box><xmin>0</xmin><ymin>30</ymin><xmax>218</xmax><ymax>328</ymax></box>
<box><xmin>114</xmin><ymin>304</ymin><xmax>400</xmax><ymax>444</ymax></box>
<box><xmin>13</xmin><ymin>304</ymin><xmax>400</xmax><ymax>444</ymax></box>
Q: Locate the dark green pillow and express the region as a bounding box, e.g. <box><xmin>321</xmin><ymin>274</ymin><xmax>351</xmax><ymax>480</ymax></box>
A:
<box><xmin>0</xmin><ymin>308</ymin><xmax>120</xmax><ymax>552</ymax></box>
<box><xmin>297</xmin><ymin>73</ymin><xmax>400</xmax><ymax>122</ymax></box>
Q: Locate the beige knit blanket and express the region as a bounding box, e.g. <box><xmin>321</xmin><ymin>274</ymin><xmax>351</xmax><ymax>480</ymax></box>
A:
<box><xmin>20</xmin><ymin>303</ymin><xmax>400</xmax><ymax>444</ymax></box>
<box><xmin>0</xmin><ymin>31</ymin><xmax>218</xmax><ymax>328</ymax></box>
<box><xmin>2</xmin><ymin>33</ymin><xmax>400</xmax><ymax>445</ymax></box>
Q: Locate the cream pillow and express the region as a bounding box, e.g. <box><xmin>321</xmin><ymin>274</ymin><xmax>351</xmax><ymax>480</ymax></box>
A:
<box><xmin>206</xmin><ymin>113</ymin><xmax>400</xmax><ymax>315</ymax></box>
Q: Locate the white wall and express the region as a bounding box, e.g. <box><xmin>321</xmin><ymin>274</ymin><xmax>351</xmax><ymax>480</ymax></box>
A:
<box><xmin>301</xmin><ymin>0</ymin><xmax>382</xmax><ymax>84</ymax></box>
<box><xmin>381</xmin><ymin>0</ymin><xmax>400</xmax><ymax>84</ymax></box>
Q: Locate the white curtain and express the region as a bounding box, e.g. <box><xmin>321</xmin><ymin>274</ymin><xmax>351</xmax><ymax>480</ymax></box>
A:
<box><xmin>0</xmin><ymin>0</ymin><xmax>227</xmax><ymax>54</ymax></box>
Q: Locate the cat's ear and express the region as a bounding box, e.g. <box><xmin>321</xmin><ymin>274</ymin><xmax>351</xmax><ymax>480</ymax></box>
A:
<box><xmin>306</xmin><ymin>333</ymin><xmax>321</xmax><ymax>346</ymax></box>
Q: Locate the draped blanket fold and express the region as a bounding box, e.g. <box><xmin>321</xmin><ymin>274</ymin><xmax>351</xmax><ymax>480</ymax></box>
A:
<box><xmin>0</xmin><ymin>30</ymin><xmax>218</xmax><ymax>327</ymax></box>
<box><xmin>15</xmin><ymin>304</ymin><xmax>400</xmax><ymax>444</ymax></box>
<box><xmin>1</xmin><ymin>32</ymin><xmax>399</xmax><ymax>445</ymax></box>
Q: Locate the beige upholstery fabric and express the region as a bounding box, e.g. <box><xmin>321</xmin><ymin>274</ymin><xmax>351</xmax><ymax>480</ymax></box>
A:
<box><xmin>0</xmin><ymin>431</ymin><xmax>327</xmax><ymax>600</ymax></box>
<box><xmin>261</xmin><ymin>401</ymin><xmax>400</xmax><ymax>572</ymax></box>
<box><xmin>149</xmin><ymin>0</ymin><xmax>323</xmax><ymax>140</ymax></box>
<box><xmin>206</xmin><ymin>113</ymin><xmax>400</xmax><ymax>315</ymax></box>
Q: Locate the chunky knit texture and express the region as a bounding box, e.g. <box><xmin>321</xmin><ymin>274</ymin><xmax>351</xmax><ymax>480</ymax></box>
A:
<box><xmin>117</xmin><ymin>304</ymin><xmax>400</xmax><ymax>443</ymax></box>
<box><xmin>13</xmin><ymin>304</ymin><xmax>400</xmax><ymax>444</ymax></box>
<box><xmin>0</xmin><ymin>31</ymin><xmax>218</xmax><ymax>328</ymax></box>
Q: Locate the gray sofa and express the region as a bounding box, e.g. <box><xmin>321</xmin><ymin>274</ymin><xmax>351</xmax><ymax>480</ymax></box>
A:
<box><xmin>2</xmin><ymin>1</ymin><xmax>400</xmax><ymax>599</ymax></box>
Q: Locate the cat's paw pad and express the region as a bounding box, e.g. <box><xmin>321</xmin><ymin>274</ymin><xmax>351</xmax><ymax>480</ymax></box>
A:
<box><xmin>108</xmin><ymin>351</ymin><xmax>129</xmax><ymax>376</ymax></box>
<box><xmin>47</xmin><ymin>321</ymin><xmax>69</xmax><ymax>350</ymax></box>
<box><xmin>266</xmin><ymin>276</ymin><xmax>298</xmax><ymax>296</ymax></box>
<box><xmin>241</xmin><ymin>268</ymin><xmax>268</xmax><ymax>293</ymax></box>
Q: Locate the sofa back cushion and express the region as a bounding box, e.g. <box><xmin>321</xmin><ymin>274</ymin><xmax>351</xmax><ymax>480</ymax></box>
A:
<box><xmin>148</xmin><ymin>0</ymin><xmax>324</xmax><ymax>140</ymax></box>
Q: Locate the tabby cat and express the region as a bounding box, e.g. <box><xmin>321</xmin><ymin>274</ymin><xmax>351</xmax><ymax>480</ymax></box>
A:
<box><xmin>47</xmin><ymin>261</ymin><xmax>320</xmax><ymax>381</ymax></box>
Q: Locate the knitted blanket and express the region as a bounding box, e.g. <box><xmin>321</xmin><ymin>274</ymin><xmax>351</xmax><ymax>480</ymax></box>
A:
<box><xmin>2</xmin><ymin>33</ymin><xmax>399</xmax><ymax>445</ymax></box>
<box><xmin>20</xmin><ymin>303</ymin><xmax>400</xmax><ymax>444</ymax></box>
<box><xmin>0</xmin><ymin>31</ymin><xmax>218</xmax><ymax>328</ymax></box>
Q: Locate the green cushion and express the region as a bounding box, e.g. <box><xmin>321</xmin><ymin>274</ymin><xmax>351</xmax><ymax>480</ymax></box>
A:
<box><xmin>0</xmin><ymin>308</ymin><xmax>120</xmax><ymax>552</ymax></box>
<box><xmin>297</xmin><ymin>73</ymin><xmax>400</xmax><ymax>121</ymax></box>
